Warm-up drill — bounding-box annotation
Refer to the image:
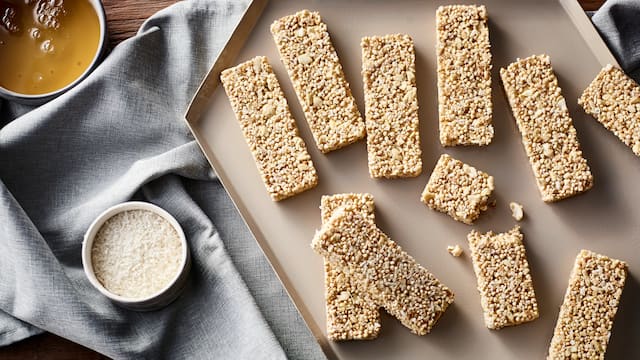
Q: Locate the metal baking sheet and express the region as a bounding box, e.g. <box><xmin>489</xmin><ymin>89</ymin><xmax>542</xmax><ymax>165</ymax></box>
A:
<box><xmin>185</xmin><ymin>0</ymin><xmax>639</xmax><ymax>358</ymax></box>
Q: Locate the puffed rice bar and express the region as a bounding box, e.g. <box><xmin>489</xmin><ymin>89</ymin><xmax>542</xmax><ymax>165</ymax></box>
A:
<box><xmin>220</xmin><ymin>56</ymin><xmax>318</xmax><ymax>201</ymax></box>
<box><xmin>547</xmin><ymin>250</ymin><xmax>626</xmax><ymax>360</ymax></box>
<box><xmin>361</xmin><ymin>34</ymin><xmax>422</xmax><ymax>178</ymax></box>
<box><xmin>312</xmin><ymin>207</ymin><xmax>455</xmax><ymax>335</ymax></box>
<box><xmin>436</xmin><ymin>5</ymin><xmax>493</xmax><ymax>146</ymax></box>
<box><xmin>500</xmin><ymin>55</ymin><xmax>593</xmax><ymax>202</ymax></box>
<box><xmin>271</xmin><ymin>10</ymin><xmax>365</xmax><ymax>153</ymax></box>
<box><xmin>421</xmin><ymin>154</ymin><xmax>494</xmax><ymax>224</ymax></box>
<box><xmin>320</xmin><ymin>194</ymin><xmax>380</xmax><ymax>341</ymax></box>
<box><xmin>468</xmin><ymin>226</ymin><xmax>539</xmax><ymax>329</ymax></box>
<box><xmin>579</xmin><ymin>64</ymin><xmax>640</xmax><ymax>156</ymax></box>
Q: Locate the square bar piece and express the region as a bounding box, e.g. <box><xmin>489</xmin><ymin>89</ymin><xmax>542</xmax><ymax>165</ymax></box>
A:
<box><xmin>579</xmin><ymin>64</ymin><xmax>640</xmax><ymax>156</ymax></box>
<box><xmin>421</xmin><ymin>154</ymin><xmax>494</xmax><ymax>224</ymax></box>
<box><xmin>436</xmin><ymin>5</ymin><xmax>494</xmax><ymax>146</ymax></box>
<box><xmin>312</xmin><ymin>207</ymin><xmax>455</xmax><ymax>336</ymax></box>
<box><xmin>220</xmin><ymin>56</ymin><xmax>318</xmax><ymax>201</ymax></box>
<box><xmin>271</xmin><ymin>10</ymin><xmax>365</xmax><ymax>153</ymax></box>
<box><xmin>468</xmin><ymin>226</ymin><xmax>539</xmax><ymax>329</ymax></box>
<box><xmin>548</xmin><ymin>250</ymin><xmax>627</xmax><ymax>360</ymax></box>
<box><xmin>500</xmin><ymin>55</ymin><xmax>593</xmax><ymax>202</ymax></box>
<box><xmin>361</xmin><ymin>34</ymin><xmax>422</xmax><ymax>178</ymax></box>
<box><xmin>320</xmin><ymin>194</ymin><xmax>380</xmax><ymax>341</ymax></box>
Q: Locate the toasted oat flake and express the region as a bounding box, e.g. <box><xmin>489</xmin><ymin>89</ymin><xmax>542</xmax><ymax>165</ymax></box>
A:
<box><xmin>91</xmin><ymin>210</ymin><xmax>183</xmax><ymax>299</ymax></box>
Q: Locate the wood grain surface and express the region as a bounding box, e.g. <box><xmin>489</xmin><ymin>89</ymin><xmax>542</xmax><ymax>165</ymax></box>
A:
<box><xmin>0</xmin><ymin>0</ymin><xmax>605</xmax><ymax>359</ymax></box>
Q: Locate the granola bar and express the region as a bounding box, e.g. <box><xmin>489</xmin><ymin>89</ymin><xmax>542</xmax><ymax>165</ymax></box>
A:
<box><xmin>361</xmin><ymin>34</ymin><xmax>422</xmax><ymax>178</ymax></box>
<box><xmin>579</xmin><ymin>64</ymin><xmax>640</xmax><ymax>156</ymax></box>
<box><xmin>547</xmin><ymin>250</ymin><xmax>627</xmax><ymax>359</ymax></box>
<box><xmin>436</xmin><ymin>5</ymin><xmax>493</xmax><ymax>146</ymax></box>
<box><xmin>500</xmin><ymin>54</ymin><xmax>593</xmax><ymax>202</ymax></box>
<box><xmin>468</xmin><ymin>226</ymin><xmax>539</xmax><ymax>329</ymax></box>
<box><xmin>421</xmin><ymin>154</ymin><xmax>494</xmax><ymax>224</ymax></box>
<box><xmin>271</xmin><ymin>10</ymin><xmax>365</xmax><ymax>153</ymax></box>
<box><xmin>220</xmin><ymin>56</ymin><xmax>318</xmax><ymax>201</ymax></box>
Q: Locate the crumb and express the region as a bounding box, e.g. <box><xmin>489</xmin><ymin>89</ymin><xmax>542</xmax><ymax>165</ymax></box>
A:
<box><xmin>447</xmin><ymin>245</ymin><xmax>463</xmax><ymax>257</ymax></box>
<box><xmin>509</xmin><ymin>202</ymin><xmax>524</xmax><ymax>221</ymax></box>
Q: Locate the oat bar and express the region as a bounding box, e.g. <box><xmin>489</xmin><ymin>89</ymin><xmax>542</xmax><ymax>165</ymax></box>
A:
<box><xmin>320</xmin><ymin>194</ymin><xmax>380</xmax><ymax>340</ymax></box>
<box><xmin>547</xmin><ymin>250</ymin><xmax>626</xmax><ymax>360</ymax></box>
<box><xmin>500</xmin><ymin>55</ymin><xmax>593</xmax><ymax>202</ymax></box>
<box><xmin>579</xmin><ymin>64</ymin><xmax>640</xmax><ymax>156</ymax></box>
<box><xmin>468</xmin><ymin>226</ymin><xmax>539</xmax><ymax>329</ymax></box>
<box><xmin>436</xmin><ymin>5</ymin><xmax>494</xmax><ymax>146</ymax></box>
<box><xmin>361</xmin><ymin>34</ymin><xmax>422</xmax><ymax>178</ymax></box>
<box><xmin>421</xmin><ymin>154</ymin><xmax>494</xmax><ymax>224</ymax></box>
<box><xmin>220</xmin><ymin>56</ymin><xmax>318</xmax><ymax>201</ymax></box>
<box><xmin>312</xmin><ymin>207</ymin><xmax>455</xmax><ymax>335</ymax></box>
<box><xmin>271</xmin><ymin>10</ymin><xmax>365</xmax><ymax>153</ymax></box>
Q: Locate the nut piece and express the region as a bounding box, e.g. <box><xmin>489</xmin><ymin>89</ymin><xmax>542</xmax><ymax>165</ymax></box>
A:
<box><xmin>447</xmin><ymin>244</ymin><xmax>463</xmax><ymax>257</ymax></box>
<box><xmin>436</xmin><ymin>5</ymin><xmax>494</xmax><ymax>146</ymax></box>
<box><xmin>500</xmin><ymin>55</ymin><xmax>593</xmax><ymax>202</ymax></box>
<box><xmin>468</xmin><ymin>226</ymin><xmax>539</xmax><ymax>329</ymax></box>
<box><xmin>320</xmin><ymin>194</ymin><xmax>380</xmax><ymax>341</ymax></box>
<box><xmin>220</xmin><ymin>56</ymin><xmax>318</xmax><ymax>201</ymax></box>
<box><xmin>509</xmin><ymin>202</ymin><xmax>524</xmax><ymax>221</ymax></box>
<box><xmin>271</xmin><ymin>10</ymin><xmax>366</xmax><ymax>153</ymax></box>
<box><xmin>578</xmin><ymin>64</ymin><xmax>640</xmax><ymax>157</ymax></box>
<box><xmin>312</xmin><ymin>207</ymin><xmax>455</xmax><ymax>336</ymax></box>
<box><xmin>361</xmin><ymin>34</ymin><xmax>422</xmax><ymax>178</ymax></box>
<box><xmin>421</xmin><ymin>154</ymin><xmax>494</xmax><ymax>224</ymax></box>
<box><xmin>547</xmin><ymin>250</ymin><xmax>627</xmax><ymax>359</ymax></box>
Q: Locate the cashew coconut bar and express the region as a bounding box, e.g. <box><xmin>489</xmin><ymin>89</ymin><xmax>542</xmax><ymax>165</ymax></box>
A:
<box><xmin>468</xmin><ymin>226</ymin><xmax>539</xmax><ymax>329</ymax></box>
<box><xmin>312</xmin><ymin>207</ymin><xmax>455</xmax><ymax>335</ymax></box>
<box><xmin>421</xmin><ymin>154</ymin><xmax>494</xmax><ymax>224</ymax></box>
<box><xmin>500</xmin><ymin>55</ymin><xmax>593</xmax><ymax>202</ymax></box>
<box><xmin>320</xmin><ymin>194</ymin><xmax>380</xmax><ymax>341</ymax></box>
<box><xmin>547</xmin><ymin>250</ymin><xmax>626</xmax><ymax>360</ymax></box>
<box><xmin>436</xmin><ymin>5</ymin><xmax>494</xmax><ymax>146</ymax></box>
<box><xmin>271</xmin><ymin>10</ymin><xmax>365</xmax><ymax>153</ymax></box>
<box><xmin>579</xmin><ymin>64</ymin><xmax>640</xmax><ymax>156</ymax></box>
<box><xmin>361</xmin><ymin>34</ymin><xmax>422</xmax><ymax>178</ymax></box>
<box><xmin>220</xmin><ymin>56</ymin><xmax>318</xmax><ymax>201</ymax></box>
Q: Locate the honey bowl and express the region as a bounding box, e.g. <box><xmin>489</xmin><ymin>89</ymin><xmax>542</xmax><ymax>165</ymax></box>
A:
<box><xmin>0</xmin><ymin>0</ymin><xmax>107</xmax><ymax>105</ymax></box>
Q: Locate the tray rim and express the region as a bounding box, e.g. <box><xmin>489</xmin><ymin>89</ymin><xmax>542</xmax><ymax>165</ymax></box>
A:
<box><xmin>183</xmin><ymin>1</ymin><xmax>620</xmax><ymax>358</ymax></box>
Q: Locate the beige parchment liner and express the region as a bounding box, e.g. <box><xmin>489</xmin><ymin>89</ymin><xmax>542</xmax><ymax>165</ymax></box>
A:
<box><xmin>185</xmin><ymin>0</ymin><xmax>639</xmax><ymax>359</ymax></box>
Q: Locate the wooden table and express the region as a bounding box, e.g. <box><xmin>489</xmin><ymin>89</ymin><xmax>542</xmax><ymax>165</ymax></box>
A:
<box><xmin>0</xmin><ymin>0</ymin><xmax>606</xmax><ymax>358</ymax></box>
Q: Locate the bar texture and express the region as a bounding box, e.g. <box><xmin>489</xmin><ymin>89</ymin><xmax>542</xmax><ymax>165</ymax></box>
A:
<box><xmin>547</xmin><ymin>250</ymin><xmax>626</xmax><ymax>360</ymax></box>
<box><xmin>220</xmin><ymin>56</ymin><xmax>318</xmax><ymax>201</ymax></box>
<box><xmin>320</xmin><ymin>194</ymin><xmax>380</xmax><ymax>341</ymax></box>
<box><xmin>271</xmin><ymin>10</ymin><xmax>365</xmax><ymax>153</ymax></box>
<box><xmin>468</xmin><ymin>226</ymin><xmax>539</xmax><ymax>330</ymax></box>
<box><xmin>500</xmin><ymin>54</ymin><xmax>593</xmax><ymax>202</ymax></box>
<box><xmin>361</xmin><ymin>34</ymin><xmax>422</xmax><ymax>178</ymax></box>
<box><xmin>421</xmin><ymin>154</ymin><xmax>494</xmax><ymax>224</ymax></box>
<box><xmin>579</xmin><ymin>64</ymin><xmax>640</xmax><ymax>156</ymax></box>
<box><xmin>312</xmin><ymin>208</ymin><xmax>455</xmax><ymax>336</ymax></box>
<box><xmin>436</xmin><ymin>5</ymin><xmax>493</xmax><ymax>146</ymax></box>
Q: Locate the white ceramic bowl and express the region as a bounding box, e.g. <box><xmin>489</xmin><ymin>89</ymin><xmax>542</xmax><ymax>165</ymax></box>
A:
<box><xmin>82</xmin><ymin>201</ymin><xmax>190</xmax><ymax>311</ymax></box>
<box><xmin>0</xmin><ymin>0</ymin><xmax>108</xmax><ymax>105</ymax></box>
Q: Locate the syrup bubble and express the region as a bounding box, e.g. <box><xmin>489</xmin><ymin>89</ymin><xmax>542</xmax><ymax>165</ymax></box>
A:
<box><xmin>41</xmin><ymin>39</ymin><xmax>55</xmax><ymax>53</ymax></box>
<box><xmin>30</xmin><ymin>28</ymin><xmax>41</xmax><ymax>39</ymax></box>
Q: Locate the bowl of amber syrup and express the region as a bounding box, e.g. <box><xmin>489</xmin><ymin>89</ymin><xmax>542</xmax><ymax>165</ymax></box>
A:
<box><xmin>0</xmin><ymin>0</ymin><xmax>107</xmax><ymax>105</ymax></box>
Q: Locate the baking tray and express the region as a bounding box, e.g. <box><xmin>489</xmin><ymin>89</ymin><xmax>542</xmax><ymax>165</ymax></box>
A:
<box><xmin>185</xmin><ymin>0</ymin><xmax>640</xmax><ymax>358</ymax></box>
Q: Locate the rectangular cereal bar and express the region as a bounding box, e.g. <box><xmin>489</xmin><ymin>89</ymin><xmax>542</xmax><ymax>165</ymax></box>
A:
<box><xmin>579</xmin><ymin>64</ymin><xmax>640</xmax><ymax>156</ymax></box>
<box><xmin>468</xmin><ymin>226</ymin><xmax>539</xmax><ymax>330</ymax></box>
<box><xmin>500</xmin><ymin>55</ymin><xmax>593</xmax><ymax>202</ymax></box>
<box><xmin>436</xmin><ymin>5</ymin><xmax>494</xmax><ymax>146</ymax></box>
<box><xmin>312</xmin><ymin>207</ymin><xmax>455</xmax><ymax>335</ymax></box>
<box><xmin>220</xmin><ymin>56</ymin><xmax>318</xmax><ymax>201</ymax></box>
<box><xmin>320</xmin><ymin>193</ymin><xmax>380</xmax><ymax>341</ymax></box>
<box><xmin>361</xmin><ymin>34</ymin><xmax>422</xmax><ymax>178</ymax></box>
<box><xmin>547</xmin><ymin>250</ymin><xmax>627</xmax><ymax>359</ymax></box>
<box><xmin>271</xmin><ymin>10</ymin><xmax>365</xmax><ymax>153</ymax></box>
<box><xmin>421</xmin><ymin>154</ymin><xmax>494</xmax><ymax>224</ymax></box>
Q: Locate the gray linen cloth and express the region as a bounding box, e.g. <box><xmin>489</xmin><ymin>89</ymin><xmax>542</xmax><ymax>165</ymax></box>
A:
<box><xmin>0</xmin><ymin>0</ymin><xmax>638</xmax><ymax>358</ymax></box>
